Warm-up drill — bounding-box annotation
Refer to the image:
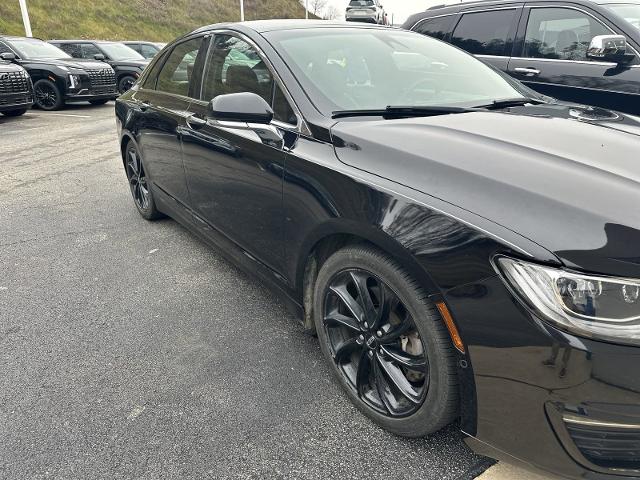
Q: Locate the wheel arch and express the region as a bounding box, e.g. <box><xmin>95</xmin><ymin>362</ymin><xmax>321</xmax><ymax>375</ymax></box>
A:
<box><xmin>295</xmin><ymin>219</ymin><xmax>441</xmax><ymax>334</ymax></box>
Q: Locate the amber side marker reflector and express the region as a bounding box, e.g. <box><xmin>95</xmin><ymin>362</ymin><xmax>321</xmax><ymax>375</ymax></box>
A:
<box><xmin>436</xmin><ymin>301</ymin><xmax>466</xmax><ymax>354</ymax></box>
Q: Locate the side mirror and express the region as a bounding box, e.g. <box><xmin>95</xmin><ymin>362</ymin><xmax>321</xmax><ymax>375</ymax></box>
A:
<box><xmin>587</xmin><ymin>35</ymin><xmax>629</xmax><ymax>63</ymax></box>
<box><xmin>0</xmin><ymin>52</ymin><xmax>16</xmax><ymax>61</ymax></box>
<box><xmin>94</xmin><ymin>54</ymin><xmax>106</xmax><ymax>61</ymax></box>
<box><xmin>205</xmin><ymin>92</ymin><xmax>283</xmax><ymax>148</ymax></box>
<box><xmin>207</xmin><ymin>92</ymin><xmax>273</xmax><ymax>124</ymax></box>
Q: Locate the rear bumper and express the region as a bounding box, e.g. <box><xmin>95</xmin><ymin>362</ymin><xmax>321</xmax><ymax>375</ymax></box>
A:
<box><xmin>445</xmin><ymin>275</ymin><xmax>640</xmax><ymax>479</ymax></box>
<box><xmin>0</xmin><ymin>92</ymin><xmax>33</xmax><ymax>112</ymax></box>
<box><xmin>345</xmin><ymin>15</ymin><xmax>378</xmax><ymax>23</ymax></box>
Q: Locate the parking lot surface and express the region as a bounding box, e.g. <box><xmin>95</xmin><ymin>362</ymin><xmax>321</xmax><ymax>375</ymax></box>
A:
<box><xmin>1</xmin><ymin>104</ymin><xmax>491</xmax><ymax>479</ymax></box>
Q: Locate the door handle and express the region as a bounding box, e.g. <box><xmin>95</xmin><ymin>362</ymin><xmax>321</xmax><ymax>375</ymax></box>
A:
<box><xmin>186</xmin><ymin>114</ymin><xmax>207</xmax><ymax>130</ymax></box>
<box><xmin>514</xmin><ymin>67</ymin><xmax>541</xmax><ymax>77</ymax></box>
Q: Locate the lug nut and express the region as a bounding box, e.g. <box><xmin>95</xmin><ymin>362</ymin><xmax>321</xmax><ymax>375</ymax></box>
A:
<box><xmin>368</xmin><ymin>350</ymin><xmax>374</xmax><ymax>357</ymax></box>
<box><xmin>363</xmin><ymin>322</ymin><xmax>369</xmax><ymax>329</ymax></box>
<box><xmin>376</xmin><ymin>330</ymin><xmax>383</xmax><ymax>337</ymax></box>
<box><xmin>357</xmin><ymin>335</ymin><xmax>364</xmax><ymax>344</ymax></box>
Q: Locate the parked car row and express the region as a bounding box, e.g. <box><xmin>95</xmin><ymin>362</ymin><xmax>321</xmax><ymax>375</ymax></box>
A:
<box><xmin>0</xmin><ymin>36</ymin><xmax>162</xmax><ymax>114</ymax></box>
<box><xmin>403</xmin><ymin>0</ymin><xmax>640</xmax><ymax>116</ymax></box>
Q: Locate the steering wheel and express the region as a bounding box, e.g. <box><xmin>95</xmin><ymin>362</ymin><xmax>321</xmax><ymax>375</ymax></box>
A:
<box><xmin>397</xmin><ymin>78</ymin><xmax>441</xmax><ymax>105</ymax></box>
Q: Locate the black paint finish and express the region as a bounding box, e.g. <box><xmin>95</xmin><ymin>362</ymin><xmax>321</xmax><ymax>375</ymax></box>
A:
<box><xmin>115</xmin><ymin>20</ymin><xmax>640</xmax><ymax>480</ymax></box>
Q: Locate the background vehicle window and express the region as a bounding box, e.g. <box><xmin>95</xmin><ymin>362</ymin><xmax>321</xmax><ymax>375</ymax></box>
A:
<box><xmin>451</xmin><ymin>9</ymin><xmax>517</xmax><ymax>55</ymax></box>
<box><xmin>524</xmin><ymin>8</ymin><xmax>611</xmax><ymax>60</ymax></box>
<box><xmin>141</xmin><ymin>51</ymin><xmax>169</xmax><ymax>89</ymax></box>
<box><xmin>202</xmin><ymin>35</ymin><xmax>273</xmax><ymax>103</ymax></box>
<box><xmin>59</xmin><ymin>43</ymin><xmax>82</xmax><ymax>58</ymax></box>
<box><xmin>156</xmin><ymin>37</ymin><xmax>203</xmax><ymax>97</ymax></box>
<box><xmin>0</xmin><ymin>42</ymin><xmax>15</xmax><ymax>55</ymax></box>
<box><xmin>127</xmin><ymin>44</ymin><xmax>142</xmax><ymax>54</ymax></box>
<box><xmin>414</xmin><ymin>16</ymin><xmax>454</xmax><ymax>41</ymax></box>
<box><xmin>140</xmin><ymin>44</ymin><xmax>159</xmax><ymax>58</ymax></box>
<box><xmin>350</xmin><ymin>0</ymin><xmax>375</xmax><ymax>6</ymax></box>
<box><xmin>81</xmin><ymin>43</ymin><xmax>102</xmax><ymax>59</ymax></box>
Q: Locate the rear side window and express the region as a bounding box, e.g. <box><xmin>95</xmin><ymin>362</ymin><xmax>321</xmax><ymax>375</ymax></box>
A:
<box><xmin>156</xmin><ymin>36</ymin><xmax>204</xmax><ymax>97</ymax></box>
<box><xmin>524</xmin><ymin>8</ymin><xmax>610</xmax><ymax>60</ymax></box>
<box><xmin>451</xmin><ymin>9</ymin><xmax>517</xmax><ymax>55</ymax></box>
<box><xmin>413</xmin><ymin>15</ymin><xmax>455</xmax><ymax>41</ymax></box>
<box><xmin>350</xmin><ymin>0</ymin><xmax>375</xmax><ymax>6</ymax></box>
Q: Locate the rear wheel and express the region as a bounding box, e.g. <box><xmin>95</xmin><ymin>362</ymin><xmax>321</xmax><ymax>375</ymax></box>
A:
<box><xmin>2</xmin><ymin>108</ymin><xmax>28</xmax><ymax>117</ymax></box>
<box><xmin>124</xmin><ymin>142</ymin><xmax>164</xmax><ymax>220</ymax></box>
<box><xmin>89</xmin><ymin>99</ymin><xmax>109</xmax><ymax>105</ymax></box>
<box><xmin>314</xmin><ymin>245</ymin><xmax>459</xmax><ymax>436</ymax></box>
<box><xmin>33</xmin><ymin>79</ymin><xmax>63</xmax><ymax>111</ymax></box>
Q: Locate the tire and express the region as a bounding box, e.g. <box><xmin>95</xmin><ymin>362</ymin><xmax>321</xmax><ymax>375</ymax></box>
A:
<box><xmin>123</xmin><ymin>142</ymin><xmax>164</xmax><ymax>220</ymax></box>
<box><xmin>118</xmin><ymin>75</ymin><xmax>136</xmax><ymax>94</ymax></box>
<box><xmin>89</xmin><ymin>99</ymin><xmax>109</xmax><ymax>105</ymax></box>
<box><xmin>33</xmin><ymin>79</ymin><xmax>64</xmax><ymax>111</ymax></box>
<box><xmin>313</xmin><ymin>245</ymin><xmax>459</xmax><ymax>437</ymax></box>
<box><xmin>2</xmin><ymin>108</ymin><xmax>28</xmax><ymax>117</ymax></box>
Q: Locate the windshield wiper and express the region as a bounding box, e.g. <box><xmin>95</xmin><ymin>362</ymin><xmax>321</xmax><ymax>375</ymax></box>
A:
<box><xmin>477</xmin><ymin>97</ymin><xmax>546</xmax><ymax>109</ymax></box>
<box><xmin>332</xmin><ymin>105</ymin><xmax>478</xmax><ymax>119</ymax></box>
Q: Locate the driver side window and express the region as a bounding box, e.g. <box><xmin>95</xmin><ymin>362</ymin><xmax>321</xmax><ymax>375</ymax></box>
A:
<box><xmin>202</xmin><ymin>35</ymin><xmax>297</xmax><ymax>125</ymax></box>
<box><xmin>524</xmin><ymin>8</ymin><xmax>611</xmax><ymax>60</ymax></box>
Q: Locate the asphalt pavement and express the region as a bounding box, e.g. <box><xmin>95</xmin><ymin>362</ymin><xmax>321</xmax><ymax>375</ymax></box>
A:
<box><xmin>0</xmin><ymin>104</ymin><xmax>492</xmax><ymax>479</ymax></box>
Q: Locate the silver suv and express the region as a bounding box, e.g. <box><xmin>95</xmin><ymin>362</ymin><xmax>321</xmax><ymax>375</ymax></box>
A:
<box><xmin>345</xmin><ymin>0</ymin><xmax>387</xmax><ymax>24</ymax></box>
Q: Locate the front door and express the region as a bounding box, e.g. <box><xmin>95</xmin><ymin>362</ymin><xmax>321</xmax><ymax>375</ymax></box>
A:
<box><xmin>508</xmin><ymin>5</ymin><xmax>640</xmax><ymax>113</ymax></box>
<box><xmin>181</xmin><ymin>33</ymin><xmax>292</xmax><ymax>276</ymax></box>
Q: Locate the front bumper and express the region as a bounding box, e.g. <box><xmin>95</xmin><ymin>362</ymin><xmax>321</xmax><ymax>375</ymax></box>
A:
<box><xmin>65</xmin><ymin>87</ymin><xmax>118</xmax><ymax>103</ymax></box>
<box><xmin>0</xmin><ymin>92</ymin><xmax>33</xmax><ymax>112</ymax></box>
<box><xmin>445</xmin><ymin>275</ymin><xmax>640</xmax><ymax>479</ymax></box>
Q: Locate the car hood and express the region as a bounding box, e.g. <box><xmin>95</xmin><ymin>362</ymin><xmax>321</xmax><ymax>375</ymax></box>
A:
<box><xmin>331</xmin><ymin>104</ymin><xmax>640</xmax><ymax>277</ymax></box>
<box><xmin>22</xmin><ymin>57</ymin><xmax>110</xmax><ymax>70</ymax></box>
<box><xmin>0</xmin><ymin>61</ymin><xmax>25</xmax><ymax>73</ymax></box>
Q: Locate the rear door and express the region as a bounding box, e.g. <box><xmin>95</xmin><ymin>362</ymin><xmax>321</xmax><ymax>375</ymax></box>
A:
<box><xmin>449</xmin><ymin>5</ymin><xmax>523</xmax><ymax>70</ymax></box>
<box><xmin>508</xmin><ymin>4</ymin><xmax>640</xmax><ymax>112</ymax></box>
<box><xmin>129</xmin><ymin>35</ymin><xmax>206</xmax><ymax>217</ymax></box>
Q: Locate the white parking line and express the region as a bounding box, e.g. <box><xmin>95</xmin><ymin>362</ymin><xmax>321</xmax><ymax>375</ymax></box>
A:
<box><xmin>46</xmin><ymin>113</ymin><xmax>92</xmax><ymax>118</ymax></box>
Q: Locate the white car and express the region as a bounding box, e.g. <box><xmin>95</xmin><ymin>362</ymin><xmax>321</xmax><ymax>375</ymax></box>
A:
<box><xmin>345</xmin><ymin>0</ymin><xmax>387</xmax><ymax>24</ymax></box>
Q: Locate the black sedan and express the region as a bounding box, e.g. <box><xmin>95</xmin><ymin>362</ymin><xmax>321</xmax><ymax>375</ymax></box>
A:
<box><xmin>115</xmin><ymin>20</ymin><xmax>640</xmax><ymax>480</ymax></box>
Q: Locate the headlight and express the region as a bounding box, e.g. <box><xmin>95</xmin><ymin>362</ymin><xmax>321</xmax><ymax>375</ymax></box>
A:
<box><xmin>496</xmin><ymin>257</ymin><xmax>640</xmax><ymax>345</ymax></box>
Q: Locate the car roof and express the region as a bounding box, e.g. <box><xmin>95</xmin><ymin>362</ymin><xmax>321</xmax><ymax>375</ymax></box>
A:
<box><xmin>193</xmin><ymin>19</ymin><xmax>393</xmax><ymax>35</ymax></box>
<box><xmin>417</xmin><ymin>0</ymin><xmax>639</xmax><ymax>15</ymax></box>
<box><xmin>49</xmin><ymin>39</ymin><xmax>123</xmax><ymax>43</ymax></box>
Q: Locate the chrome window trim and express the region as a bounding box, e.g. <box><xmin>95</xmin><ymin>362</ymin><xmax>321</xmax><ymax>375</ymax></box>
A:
<box><xmin>409</xmin><ymin>13</ymin><xmax>456</xmax><ymax>31</ymax></box>
<box><xmin>198</xmin><ymin>28</ymin><xmax>305</xmax><ymax>133</ymax></box>
<box><xmin>475</xmin><ymin>54</ymin><xmax>511</xmax><ymax>59</ymax></box>
<box><xmin>523</xmin><ymin>4</ymin><xmax>640</xmax><ymax>59</ymax></box>
<box><xmin>519</xmin><ymin>78</ymin><xmax>640</xmax><ymax>94</ymax></box>
<box><xmin>511</xmin><ymin>55</ymin><xmax>619</xmax><ymax>65</ymax></box>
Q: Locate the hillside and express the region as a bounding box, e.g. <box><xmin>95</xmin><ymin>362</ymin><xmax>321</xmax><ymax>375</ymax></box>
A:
<box><xmin>0</xmin><ymin>0</ymin><xmax>312</xmax><ymax>42</ymax></box>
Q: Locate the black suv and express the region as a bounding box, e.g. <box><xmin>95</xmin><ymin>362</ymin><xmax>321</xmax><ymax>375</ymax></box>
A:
<box><xmin>0</xmin><ymin>36</ymin><xmax>117</xmax><ymax>110</ymax></box>
<box><xmin>49</xmin><ymin>40</ymin><xmax>150</xmax><ymax>93</ymax></box>
<box><xmin>0</xmin><ymin>56</ymin><xmax>33</xmax><ymax>116</ymax></box>
<box><xmin>403</xmin><ymin>0</ymin><xmax>640</xmax><ymax>115</ymax></box>
<box><xmin>122</xmin><ymin>41</ymin><xmax>166</xmax><ymax>59</ymax></box>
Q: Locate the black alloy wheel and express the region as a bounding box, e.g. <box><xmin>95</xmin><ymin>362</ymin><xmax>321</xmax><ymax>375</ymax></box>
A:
<box><xmin>124</xmin><ymin>143</ymin><xmax>163</xmax><ymax>220</ymax></box>
<box><xmin>118</xmin><ymin>75</ymin><xmax>136</xmax><ymax>94</ymax></box>
<box><xmin>314</xmin><ymin>246</ymin><xmax>458</xmax><ymax>436</ymax></box>
<box><xmin>33</xmin><ymin>79</ymin><xmax>63</xmax><ymax>111</ymax></box>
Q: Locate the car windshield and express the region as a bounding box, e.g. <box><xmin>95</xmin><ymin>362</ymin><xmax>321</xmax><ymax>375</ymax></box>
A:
<box><xmin>350</xmin><ymin>0</ymin><xmax>375</xmax><ymax>6</ymax></box>
<box><xmin>9</xmin><ymin>38</ymin><xmax>70</xmax><ymax>59</ymax></box>
<box><xmin>99</xmin><ymin>42</ymin><xmax>145</xmax><ymax>61</ymax></box>
<box><xmin>265</xmin><ymin>28</ymin><xmax>528</xmax><ymax>115</ymax></box>
<box><xmin>605</xmin><ymin>3</ymin><xmax>640</xmax><ymax>29</ymax></box>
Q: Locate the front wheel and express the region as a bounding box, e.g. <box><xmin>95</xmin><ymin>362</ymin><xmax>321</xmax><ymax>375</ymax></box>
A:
<box><xmin>118</xmin><ymin>75</ymin><xmax>136</xmax><ymax>94</ymax></box>
<box><xmin>33</xmin><ymin>79</ymin><xmax>64</xmax><ymax>111</ymax></box>
<box><xmin>124</xmin><ymin>142</ymin><xmax>164</xmax><ymax>220</ymax></box>
<box><xmin>2</xmin><ymin>108</ymin><xmax>28</xmax><ymax>117</ymax></box>
<box><xmin>314</xmin><ymin>245</ymin><xmax>459</xmax><ymax>437</ymax></box>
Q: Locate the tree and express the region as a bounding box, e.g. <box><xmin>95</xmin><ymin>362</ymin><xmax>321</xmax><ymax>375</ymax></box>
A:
<box><xmin>323</xmin><ymin>5</ymin><xmax>340</xmax><ymax>19</ymax></box>
<box><xmin>301</xmin><ymin>0</ymin><xmax>328</xmax><ymax>16</ymax></box>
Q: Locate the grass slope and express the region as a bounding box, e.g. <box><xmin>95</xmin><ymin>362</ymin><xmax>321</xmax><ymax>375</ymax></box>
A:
<box><xmin>0</xmin><ymin>0</ymin><xmax>311</xmax><ymax>41</ymax></box>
